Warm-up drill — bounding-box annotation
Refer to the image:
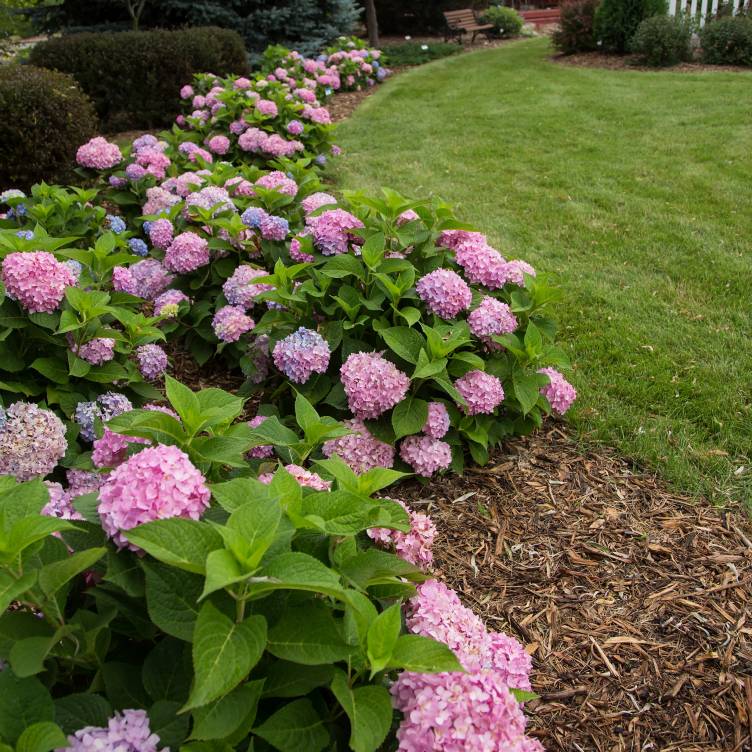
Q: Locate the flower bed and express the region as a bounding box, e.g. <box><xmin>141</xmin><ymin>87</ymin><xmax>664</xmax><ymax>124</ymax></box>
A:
<box><xmin>0</xmin><ymin>40</ymin><xmax>573</xmax><ymax>751</ymax></box>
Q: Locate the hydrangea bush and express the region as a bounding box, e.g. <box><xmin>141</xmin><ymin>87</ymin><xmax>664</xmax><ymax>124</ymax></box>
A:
<box><xmin>0</xmin><ymin>380</ymin><xmax>541</xmax><ymax>751</ymax></box>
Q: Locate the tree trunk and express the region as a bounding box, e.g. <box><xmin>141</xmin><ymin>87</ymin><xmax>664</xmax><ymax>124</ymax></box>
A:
<box><xmin>365</xmin><ymin>0</ymin><xmax>379</xmax><ymax>47</ymax></box>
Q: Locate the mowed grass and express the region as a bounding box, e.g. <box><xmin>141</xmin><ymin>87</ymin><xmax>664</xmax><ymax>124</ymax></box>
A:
<box><xmin>331</xmin><ymin>38</ymin><xmax>752</xmax><ymax>505</ymax></box>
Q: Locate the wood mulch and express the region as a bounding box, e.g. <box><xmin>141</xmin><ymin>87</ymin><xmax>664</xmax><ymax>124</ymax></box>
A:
<box><xmin>552</xmin><ymin>51</ymin><xmax>752</xmax><ymax>74</ymax></box>
<box><xmin>398</xmin><ymin>425</ymin><xmax>752</xmax><ymax>752</ymax></box>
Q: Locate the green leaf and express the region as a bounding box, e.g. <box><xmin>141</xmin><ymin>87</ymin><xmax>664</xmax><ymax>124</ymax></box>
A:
<box><xmin>267</xmin><ymin>602</ymin><xmax>353</xmax><ymax>665</ymax></box>
<box><xmin>38</xmin><ymin>547</ymin><xmax>106</xmax><ymax>596</ymax></box>
<box><xmin>262</xmin><ymin>662</ymin><xmax>334</xmax><ymax>699</ymax></box>
<box><xmin>253</xmin><ymin>699</ymin><xmax>328</xmax><ymax>752</ymax></box>
<box><xmin>165</xmin><ymin>376</ymin><xmax>201</xmax><ymax>431</ymax></box>
<box><xmin>183</xmin><ymin>603</ymin><xmax>266</xmax><ymax>711</ymax></box>
<box><xmin>387</xmin><ymin>634</ymin><xmax>464</xmax><ymax>673</ymax></box>
<box><xmin>338</xmin><ymin>548</ymin><xmax>425</xmax><ymax>589</ymax></box>
<box><xmin>0</xmin><ymin>478</ymin><xmax>47</xmax><ymax>526</ymax></box>
<box><xmin>356</xmin><ymin>467</ymin><xmax>410</xmax><ymax>496</ymax></box>
<box><xmin>102</xmin><ymin>662</ymin><xmax>150</xmax><ymax>711</ymax></box>
<box><xmin>210</xmin><ymin>477</ymin><xmax>278</xmax><ymax>514</ymax></box>
<box><xmin>379</xmin><ymin>326</ymin><xmax>425</xmax><ymax>365</ymax></box>
<box><xmin>224</xmin><ymin>495</ymin><xmax>281</xmax><ymax>569</ymax></box>
<box><xmin>391</xmin><ymin>396</ymin><xmax>428</xmax><ymax>440</ymax></box>
<box><xmin>142</xmin><ymin>639</ymin><xmax>192</xmax><ymax>703</ymax></box>
<box><xmin>0</xmin><ymin>570</ymin><xmax>36</xmax><ymax>613</ymax></box>
<box><xmin>294</xmin><ymin>392</ymin><xmax>319</xmax><ymax>433</ymax></box>
<box><xmin>366</xmin><ymin>604</ymin><xmax>401</xmax><ymax>675</ymax></box>
<box><xmin>321</xmin><ymin>254</ymin><xmax>365</xmax><ymax>281</ymax></box>
<box><xmin>9</xmin><ymin>636</ymin><xmax>57</xmax><ymax>678</ymax></box>
<box><xmin>107</xmin><ymin>410</ymin><xmax>187</xmax><ymax>446</ymax></box>
<box><xmin>524</xmin><ymin>321</ymin><xmax>543</xmax><ymax>358</ymax></box>
<box><xmin>126</xmin><ymin>519</ymin><xmax>222</xmax><ymax>574</ymax></box>
<box><xmin>149</xmin><ymin>700</ymin><xmax>190</xmax><ymax>749</ymax></box>
<box><xmin>190</xmin><ymin>436</ymin><xmax>252</xmax><ymax>468</ymax></box>
<box><xmin>15</xmin><ymin>722</ymin><xmax>66</xmax><ymax>752</ymax></box>
<box><xmin>512</xmin><ymin>369</ymin><xmax>542</xmax><ymax>416</ymax></box>
<box><xmin>248</xmin><ymin>552</ymin><xmax>344</xmax><ymax>600</ymax></box>
<box><xmin>360</xmin><ymin>231</ymin><xmax>385</xmax><ymax>269</ymax></box>
<box><xmin>330</xmin><ymin>671</ymin><xmax>393</xmax><ymax>752</ymax></box>
<box><xmin>190</xmin><ymin>681</ymin><xmax>264</xmax><ymax>741</ymax></box>
<box><xmin>510</xmin><ymin>688</ymin><xmax>539</xmax><ymax>703</ymax></box>
<box><xmin>54</xmin><ymin>694</ymin><xmax>112</xmax><ymax>735</ymax></box>
<box><xmin>200</xmin><ymin>549</ymin><xmax>246</xmax><ymax>601</ymax></box>
<box><xmin>143</xmin><ymin>560</ymin><xmax>203</xmax><ymax>642</ymax></box>
<box><xmin>0</xmin><ymin>672</ymin><xmax>54</xmax><ymax>745</ymax></box>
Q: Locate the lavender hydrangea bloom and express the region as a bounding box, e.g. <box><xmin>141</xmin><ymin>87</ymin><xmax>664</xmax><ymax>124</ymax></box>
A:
<box><xmin>212</xmin><ymin>305</ymin><xmax>255</xmax><ymax>342</ymax></box>
<box><xmin>60</xmin><ymin>709</ymin><xmax>162</xmax><ymax>752</ymax></box>
<box><xmin>272</xmin><ymin>327</ymin><xmax>331</xmax><ymax>383</ymax></box>
<box><xmin>128</xmin><ymin>238</ymin><xmax>149</xmax><ymax>257</ymax></box>
<box><xmin>416</xmin><ymin>268</ymin><xmax>472</xmax><ymax>319</ymax></box>
<box><xmin>468</xmin><ymin>296</ymin><xmax>518</xmax><ymax>343</ymax></box>
<box><xmin>136</xmin><ymin>344</ymin><xmax>168</xmax><ymax>380</ymax></box>
<box><xmin>106</xmin><ymin>214</ymin><xmax>126</xmax><ymax>234</ymax></box>
<box><xmin>538</xmin><ymin>367</ymin><xmax>577</xmax><ymax>414</ymax></box>
<box><xmin>423</xmin><ymin>402</ymin><xmax>450</xmax><ymax>439</ymax></box>
<box><xmin>322</xmin><ymin>418</ymin><xmax>395</xmax><ymax>474</ymax></box>
<box><xmin>222</xmin><ymin>266</ymin><xmax>274</xmax><ymax>309</ymax></box>
<box><xmin>247</xmin><ymin>415</ymin><xmax>274</xmax><ymax>459</ymax></box>
<box><xmin>0</xmin><ymin>402</ymin><xmax>67</xmax><ymax>480</ymax></box>
<box><xmin>340</xmin><ymin>352</ymin><xmax>409</xmax><ymax>420</ymax></box>
<box><xmin>455</xmin><ymin>370</ymin><xmax>505</xmax><ymax>415</ymax></box>
<box><xmin>399</xmin><ymin>435</ymin><xmax>452</xmax><ymax>477</ymax></box>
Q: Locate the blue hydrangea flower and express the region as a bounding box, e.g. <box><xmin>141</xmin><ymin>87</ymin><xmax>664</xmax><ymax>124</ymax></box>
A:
<box><xmin>106</xmin><ymin>215</ymin><xmax>127</xmax><ymax>234</ymax></box>
<box><xmin>15</xmin><ymin>230</ymin><xmax>34</xmax><ymax>240</ymax></box>
<box><xmin>128</xmin><ymin>238</ymin><xmax>149</xmax><ymax>257</ymax></box>
<box><xmin>64</xmin><ymin>259</ymin><xmax>83</xmax><ymax>281</ymax></box>
<box><xmin>74</xmin><ymin>401</ymin><xmax>100</xmax><ymax>442</ymax></box>
<box><xmin>315</xmin><ymin>155</ymin><xmax>327</xmax><ymax>166</ymax></box>
<box><xmin>97</xmin><ymin>392</ymin><xmax>132</xmax><ymax>421</ymax></box>
<box><xmin>0</xmin><ymin>189</ymin><xmax>25</xmax><ymax>203</ymax></box>
<box><xmin>7</xmin><ymin>204</ymin><xmax>26</xmax><ymax>219</ymax></box>
<box><xmin>142</xmin><ymin>220</ymin><xmax>153</xmax><ymax>234</ymax></box>
<box><xmin>241</xmin><ymin>207</ymin><xmax>266</xmax><ymax>229</ymax></box>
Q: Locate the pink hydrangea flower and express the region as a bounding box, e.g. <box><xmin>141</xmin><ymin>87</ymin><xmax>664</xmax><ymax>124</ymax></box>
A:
<box><xmin>416</xmin><ymin>269</ymin><xmax>472</xmax><ymax>319</ymax></box>
<box><xmin>454</xmin><ymin>238</ymin><xmax>508</xmax><ymax>289</ymax></box>
<box><xmin>287</xmin><ymin>119</ymin><xmax>304</xmax><ymax>135</ymax></box>
<box><xmin>148</xmin><ymin>218</ymin><xmax>174</xmax><ymax>250</ymax></box>
<box><xmin>2</xmin><ymin>251</ymin><xmax>76</xmax><ymax>313</ymax></box>
<box><xmin>0</xmin><ymin>402</ymin><xmax>67</xmax><ymax>481</ymax></box>
<box><xmin>247</xmin><ymin>415</ymin><xmax>274</xmax><ymax>459</ymax></box>
<box><xmin>322</xmin><ymin>418</ymin><xmax>395</xmax><ymax>474</ymax></box>
<box><xmin>112</xmin><ymin>259</ymin><xmax>174</xmax><ymax>300</ymax></box>
<box><xmin>538</xmin><ymin>367</ymin><xmax>577</xmax><ymax>414</ymax></box>
<box><xmin>136</xmin><ymin>344</ymin><xmax>168</xmax><ymax>380</ymax></box>
<box><xmin>207</xmin><ymin>135</ymin><xmax>231</xmax><ymax>154</ymax></box>
<box><xmin>70</xmin><ymin>337</ymin><xmax>116</xmax><ymax>365</ymax></box>
<box><xmin>367</xmin><ymin>498</ymin><xmax>436</xmax><ymax>566</ymax></box>
<box><xmin>272</xmin><ymin>327</ymin><xmax>330</xmax><ymax>383</ymax></box>
<box><xmin>399</xmin><ymin>435</ymin><xmax>452</xmax><ymax>477</ymax></box>
<box><xmin>255</xmin><ymin>170</ymin><xmax>298</xmax><ymax>197</ymax></box>
<box><xmin>437</xmin><ymin>229</ymin><xmax>487</xmax><ymax>250</ymax></box>
<box><xmin>223</xmin><ymin>265</ymin><xmax>274</xmax><ymax>309</ymax></box>
<box><xmin>397</xmin><ymin>209</ymin><xmax>420</xmax><ymax>226</ymax></box>
<box><xmin>306</xmin><ymin>208</ymin><xmax>364</xmax><ymax>255</ymax></box>
<box><xmin>153</xmin><ymin>288</ymin><xmax>189</xmax><ymax>317</ymax></box>
<box><xmin>180</xmin><ymin>85</ymin><xmax>194</xmax><ymax>99</ymax></box>
<box><xmin>98</xmin><ymin>445</ymin><xmax>210</xmax><ymax>550</ymax></box>
<box><xmin>468</xmin><ymin>296</ymin><xmax>518</xmax><ymax>342</ymax></box>
<box><xmin>212</xmin><ymin>305</ymin><xmax>254</xmax><ymax>342</ymax></box>
<box><xmin>501</xmin><ymin>259</ymin><xmax>537</xmax><ymax>287</ymax></box>
<box><xmin>42</xmin><ymin>481</ymin><xmax>83</xmax><ymax>521</ymax></box>
<box><xmin>256</xmin><ymin>99</ymin><xmax>279</xmax><ymax>117</ymax></box>
<box><xmin>455</xmin><ymin>369</ymin><xmax>505</xmax><ymax>415</ymax></box>
<box><xmin>61</xmin><ymin>708</ymin><xmax>162</xmax><ymax>752</ymax></box>
<box><xmin>300</xmin><ymin>191</ymin><xmax>337</xmax><ymax>214</ymax></box>
<box><xmin>259</xmin><ymin>463</ymin><xmax>331</xmax><ymax>491</ymax></box>
<box><xmin>423</xmin><ymin>402</ymin><xmax>450</xmax><ymax>439</ymax></box>
<box><xmin>76</xmin><ymin>137</ymin><xmax>122</xmax><ymax>169</ymax></box>
<box><xmin>164</xmin><ymin>232</ymin><xmax>210</xmax><ymax>273</ymax></box>
<box><xmin>92</xmin><ymin>428</ymin><xmax>149</xmax><ymax>469</ymax></box>
<box><xmin>340</xmin><ymin>352</ymin><xmax>410</xmax><ymax>419</ymax></box>
<box><xmin>289</xmin><ymin>237</ymin><xmax>314</xmax><ymax>262</ymax></box>
<box><xmin>142</xmin><ymin>186</ymin><xmax>181</xmax><ymax>216</ymax></box>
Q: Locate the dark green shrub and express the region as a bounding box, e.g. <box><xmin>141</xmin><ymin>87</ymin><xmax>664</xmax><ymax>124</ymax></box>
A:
<box><xmin>630</xmin><ymin>14</ymin><xmax>692</xmax><ymax>64</ymax></box>
<box><xmin>594</xmin><ymin>0</ymin><xmax>667</xmax><ymax>52</ymax></box>
<box><xmin>381</xmin><ymin>41</ymin><xmax>462</xmax><ymax>66</ymax></box>
<box><xmin>700</xmin><ymin>15</ymin><xmax>752</xmax><ymax>65</ymax></box>
<box><xmin>0</xmin><ymin>65</ymin><xmax>97</xmax><ymax>190</ymax></box>
<box><xmin>481</xmin><ymin>5</ymin><xmax>524</xmax><ymax>37</ymax></box>
<box><xmin>553</xmin><ymin>0</ymin><xmax>601</xmax><ymax>53</ymax></box>
<box><xmin>28</xmin><ymin>26</ymin><xmax>249</xmax><ymax>131</ymax></box>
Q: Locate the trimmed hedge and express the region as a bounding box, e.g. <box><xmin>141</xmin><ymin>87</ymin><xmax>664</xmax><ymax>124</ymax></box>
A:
<box><xmin>700</xmin><ymin>15</ymin><xmax>752</xmax><ymax>65</ymax></box>
<box><xmin>0</xmin><ymin>65</ymin><xmax>98</xmax><ymax>190</ymax></box>
<box><xmin>29</xmin><ymin>26</ymin><xmax>249</xmax><ymax>130</ymax></box>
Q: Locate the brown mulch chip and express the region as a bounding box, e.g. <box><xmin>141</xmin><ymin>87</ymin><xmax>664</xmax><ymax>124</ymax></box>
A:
<box><xmin>398</xmin><ymin>425</ymin><xmax>752</xmax><ymax>752</ymax></box>
<box><xmin>552</xmin><ymin>51</ymin><xmax>752</xmax><ymax>74</ymax></box>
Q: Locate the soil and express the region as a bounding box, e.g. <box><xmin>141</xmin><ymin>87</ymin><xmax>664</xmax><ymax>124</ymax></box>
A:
<box><xmin>552</xmin><ymin>51</ymin><xmax>752</xmax><ymax>74</ymax></box>
<box><xmin>397</xmin><ymin>426</ymin><xmax>752</xmax><ymax>751</ymax></box>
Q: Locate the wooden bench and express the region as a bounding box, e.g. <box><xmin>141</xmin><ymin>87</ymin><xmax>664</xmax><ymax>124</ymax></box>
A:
<box><xmin>443</xmin><ymin>9</ymin><xmax>495</xmax><ymax>43</ymax></box>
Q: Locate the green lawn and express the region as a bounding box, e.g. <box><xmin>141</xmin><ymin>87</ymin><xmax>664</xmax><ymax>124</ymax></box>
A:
<box><xmin>331</xmin><ymin>38</ymin><xmax>752</xmax><ymax>505</ymax></box>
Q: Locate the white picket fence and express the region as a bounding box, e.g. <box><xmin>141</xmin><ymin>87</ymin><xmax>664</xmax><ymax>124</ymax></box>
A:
<box><xmin>668</xmin><ymin>0</ymin><xmax>750</xmax><ymax>26</ymax></box>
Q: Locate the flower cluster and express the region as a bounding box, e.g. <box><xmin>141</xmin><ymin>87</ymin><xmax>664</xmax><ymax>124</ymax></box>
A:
<box><xmin>164</xmin><ymin>231</ymin><xmax>210</xmax><ymax>273</ymax></box>
<box><xmin>74</xmin><ymin>391</ymin><xmax>132</xmax><ymax>442</ymax></box>
<box><xmin>59</xmin><ymin>709</ymin><xmax>161</xmax><ymax>752</ymax></box>
<box><xmin>212</xmin><ymin>305</ymin><xmax>255</xmax><ymax>343</ymax></box>
<box><xmin>305</xmin><ymin>208</ymin><xmax>364</xmax><ymax>255</ymax></box>
<box><xmin>340</xmin><ymin>352</ymin><xmax>410</xmax><ymax>420</ymax></box>
<box><xmin>539</xmin><ymin>367</ymin><xmax>577</xmax><ymax>414</ymax></box>
<box><xmin>223</xmin><ymin>265</ymin><xmax>274</xmax><ymax>309</ymax></box>
<box><xmin>468</xmin><ymin>296</ymin><xmax>518</xmax><ymax>341</ymax></box>
<box><xmin>69</xmin><ymin>336</ymin><xmax>115</xmax><ymax>366</ymax></box>
<box><xmin>1</xmin><ymin>251</ymin><xmax>76</xmax><ymax>313</ymax></box>
<box><xmin>154</xmin><ymin>288</ymin><xmax>189</xmax><ymax>317</ymax></box>
<box><xmin>367</xmin><ymin>498</ymin><xmax>436</xmax><ymax>566</ymax></box>
<box><xmin>112</xmin><ymin>259</ymin><xmax>173</xmax><ymax>300</ymax></box>
<box><xmin>98</xmin><ymin>443</ymin><xmax>210</xmax><ymax>549</ymax></box>
<box><xmin>247</xmin><ymin>415</ymin><xmax>274</xmax><ymax>459</ymax></box>
<box><xmin>416</xmin><ymin>269</ymin><xmax>472</xmax><ymax>319</ymax></box>
<box><xmin>272</xmin><ymin>327</ymin><xmax>331</xmax><ymax>383</ymax></box>
<box><xmin>455</xmin><ymin>370</ymin><xmax>505</xmax><ymax>415</ymax></box>
<box><xmin>0</xmin><ymin>402</ymin><xmax>67</xmax><ymax>480</ymax></box>
<box><xmin>399</xmin><ymin>434</ymin><xmax>452</xmax><ymax>477</ymax></box>
<box><xmin>92</xmin><ymin>428</ymin><xmax>149</xmax><ymax>469</ymax></box>
<box><xmin>322</xmin><ymin>418</ymin><xmax>395</xmax><ymax>474</ymax></box>
<box><xmin>136</xmin><ymin>344</ymin><xmax>168</xmax><ymax>380</ymax></box>
<box><xmin>423</xmin><ymin>402</ymin><xmax>450</xmax><ymax>439</ymax></box>
<box><xmin>259</xmin><ymin>463</ymin><xmax>331</xmax><ymax>491</ymax></box>
<box><xmin>76</xmin><ymin>137</ymin><xmax>122</xmax><ymax>170</ymax></box>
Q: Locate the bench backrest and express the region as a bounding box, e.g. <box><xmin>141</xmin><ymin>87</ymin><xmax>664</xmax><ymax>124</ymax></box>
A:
<box><xmin>444</xmin><ymin>9</ymin><xmax>480</xmax><ymax>28</ymax></box>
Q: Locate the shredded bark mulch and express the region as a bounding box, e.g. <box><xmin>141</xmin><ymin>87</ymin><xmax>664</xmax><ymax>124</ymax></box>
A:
<box><xmin>552</xmin><ymin>51</ymin><xmax>752</xmax><ymax>74</ymax></box>
<box><xmin>398</xmin><ymin>425</ymin><xmax>752</xmax><ymax>752</ymax></box>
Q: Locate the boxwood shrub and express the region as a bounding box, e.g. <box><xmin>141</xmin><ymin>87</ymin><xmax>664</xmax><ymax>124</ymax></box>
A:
<box><xmin>0</xmin><ymin>65</ymin><xmax>98</xmax><ymax>191</ymax></box>
<box><xmin>28</xmin><ymin>26</ymin><xmax>249</xmax><ymax>131</ymax></box>
<box><xmin>631</xmin><ymin>14</ymin><xmax>693</xmax><ymax>65</ymax></box>
<box><xmin>700</xmin><ymin>15</ymin><xmax>752</xmax><ymax>66</ymax></box>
